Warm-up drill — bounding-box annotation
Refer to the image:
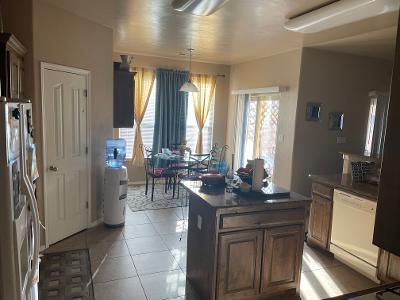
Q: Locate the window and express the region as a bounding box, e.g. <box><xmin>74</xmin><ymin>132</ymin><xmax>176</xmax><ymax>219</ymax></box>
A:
<box><xmin>241</xmin><ymin>95</ymin><xmax>280</xmax><ymax>177</ymax></box>
<box><xmin>186</xmin><ymin>94</ymin><xmax>215</xmax><ymax>152</ymax></box>
<box><xmin>364</xmin><ymin>93</ymin><xmax>389</xmax><ymax>157</ymax></box>
<box><xmin>119</xmin><ymin>77</ymin><xmax>215</xmax><ymax>158</ymax></box>
<box><xmin>119</xmin><ymin>80</ymin><xmax>157</xmax><ymax>159</ymax></box>
<box><xmin>364</xmin><ymin>97</ymin><xmax>377</xmax><ymax>156</ymax></box>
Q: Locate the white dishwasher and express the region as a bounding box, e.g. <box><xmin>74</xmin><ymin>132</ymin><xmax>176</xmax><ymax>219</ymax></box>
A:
<box><xmin>331</xmin><ymin>189</ymin><xmax>380</xmax><ymax>283</ymax></box>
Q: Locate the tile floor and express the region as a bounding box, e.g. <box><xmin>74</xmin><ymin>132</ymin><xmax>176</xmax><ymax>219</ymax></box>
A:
<box><xmin>44</xmin><ymin>206</ymin><xmax>376</xmax><ymax>300</ymax></box>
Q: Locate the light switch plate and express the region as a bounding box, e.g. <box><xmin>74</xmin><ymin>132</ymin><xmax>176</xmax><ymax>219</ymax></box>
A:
<box><xmin>197</xmin><ymin>215</ymin><xmax>202</xmax><ymax>230</ymax></box>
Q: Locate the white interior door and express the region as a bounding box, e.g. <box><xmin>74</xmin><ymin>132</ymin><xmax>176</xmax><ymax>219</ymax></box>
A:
<box><xmin>42</xmin><ymin>68</ymin><xmax>89</xmax><ymax>245</ymax></box>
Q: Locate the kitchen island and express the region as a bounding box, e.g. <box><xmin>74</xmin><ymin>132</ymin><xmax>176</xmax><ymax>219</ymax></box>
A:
<box><xmin>181</xmin><ymin>181</ymin><xmax>311</xmax><ymax>300</ymax></box>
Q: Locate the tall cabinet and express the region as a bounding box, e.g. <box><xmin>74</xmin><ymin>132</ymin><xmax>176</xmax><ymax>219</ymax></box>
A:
<box><xmin>0</xmin><ymin>33</ymin><xmax>27</xmax><ymax>98</ymax></box>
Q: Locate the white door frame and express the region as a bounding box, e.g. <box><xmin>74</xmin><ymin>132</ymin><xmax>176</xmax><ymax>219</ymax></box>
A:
<box><xmin>40</xmin><ymin>62</ymin><xmax>92</xmax><ymax>248</ymax></box>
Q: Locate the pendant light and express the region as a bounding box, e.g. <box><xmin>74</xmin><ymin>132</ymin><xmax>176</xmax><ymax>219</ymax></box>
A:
<box><xmin>180</xmin><ymin>48</ymin><xmax>199</xmax><ymax>93</ymax></box>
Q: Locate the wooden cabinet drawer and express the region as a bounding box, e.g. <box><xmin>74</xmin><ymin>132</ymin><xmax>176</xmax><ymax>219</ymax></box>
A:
<box><xmin>220</xmin><ymin>209</ymin><xmax>305</xmax><ymax>230</ymax></box>
<box><xmin>312</xmin><ymin>182</ymin><xmax>333</xmax><ymax>199</ymax></box>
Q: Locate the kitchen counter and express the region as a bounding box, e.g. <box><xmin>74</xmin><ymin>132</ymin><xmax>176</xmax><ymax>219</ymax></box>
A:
<box><xmin>308</xmin><ymin>174</ymin><xmax>378</xmax><ymax>200</ymax></box>
<box><xmin>182</xmin><ymin>180</ymin><xmax>310</xmax><ymax>300</ymax></box>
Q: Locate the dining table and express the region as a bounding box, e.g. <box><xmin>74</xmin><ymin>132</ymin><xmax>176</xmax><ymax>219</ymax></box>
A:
<box><xmin>153</xmin><ymin>151</ymin><xmax>191</xmax><ymax>198</ymax></box>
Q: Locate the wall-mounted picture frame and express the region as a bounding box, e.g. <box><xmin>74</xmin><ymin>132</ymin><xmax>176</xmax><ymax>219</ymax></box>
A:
<box><xmin>329</xmin><ymin>112</ymin><xmax>344</xmax><ymax>130</ymax></box>
<box><xmin>305</xmin><ymin>102</ymin><xmax>321</xmax><ymax>121</ymax></box>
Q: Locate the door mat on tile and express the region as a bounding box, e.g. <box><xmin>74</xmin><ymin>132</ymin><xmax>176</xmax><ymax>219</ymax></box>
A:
<box><xmin>39</xmin><ymin>248</ymin><xmax>95</xmax><ymax>300</ymax></box>
<box><xmin>127</xmin><ymin>184</ymin><xmax>188</xmax><ymax>212</ymax></box>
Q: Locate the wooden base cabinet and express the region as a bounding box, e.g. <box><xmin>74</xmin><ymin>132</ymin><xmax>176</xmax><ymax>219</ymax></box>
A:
<box><xmin>262</xmin><ymin>225</ymin><xmax>304</xmax><ymax>296</ymax></box>
<box><xmin>217</xmin><ymin>230</ymin><xmax>263</xmax><ymax>300</ymax></box>
<box><xmin>378</xmin><ymin>250</ymin><xmax>400</xmax><ymax>282</ymax></box>
<box><xmin>216</xmin><ymin>226</ymin><xmax>304</xmax><ymax>300</ymax></box>
<box><xmin>307</xmin><ymin>182</ymin><xmax>334</xmax><ymax>250</ymax></box>
<box><xmin>308</xmin><ymin>194</ymin><xmax>332</xmax><ymax>249</ymax></box>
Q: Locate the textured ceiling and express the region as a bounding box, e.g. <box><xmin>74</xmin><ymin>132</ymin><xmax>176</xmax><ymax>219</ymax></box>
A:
<box><xmin>41</xmin><ymin>0</ymin><xmax>399</xmax><ymax>64</ymax></box>
<box><xmin>311</xmin><ymin>26</ymin><xmax>398</xmax><ymax>61</ymax></box>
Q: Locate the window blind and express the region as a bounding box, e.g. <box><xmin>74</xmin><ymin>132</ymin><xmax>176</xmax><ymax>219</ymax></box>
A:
<box><xmin>186</xmin><ymin>94</ymin><xmax>215</xmax><ymax>153</ymax></box>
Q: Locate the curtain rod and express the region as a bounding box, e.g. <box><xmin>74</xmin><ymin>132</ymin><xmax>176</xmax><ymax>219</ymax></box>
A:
<box><xmin>131</xmin><ymin>65</ymin><xmax>226</xmax><ymax>78</ymax></box>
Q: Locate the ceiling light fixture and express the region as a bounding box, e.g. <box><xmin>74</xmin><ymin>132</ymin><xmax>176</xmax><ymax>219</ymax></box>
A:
<box><xmin>180</xmin><ymin>48</ymin><xmax>199</xmax><ymax>93</ymax></box>
<box><xmin>171</xmin><ymin>0</ymin><xmax>230</xmax><ymax>16</ymax></box>
<box><xmin>284</xmin><ymin>0</ymin><xmax>400</xmax><ymax>34</ymax></box>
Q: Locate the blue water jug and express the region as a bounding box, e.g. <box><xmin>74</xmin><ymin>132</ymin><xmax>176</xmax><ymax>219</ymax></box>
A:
<box><xmin>105</xmin><ymin>138</ymin><xmax>126</xmax><ymax>168</ymax></box>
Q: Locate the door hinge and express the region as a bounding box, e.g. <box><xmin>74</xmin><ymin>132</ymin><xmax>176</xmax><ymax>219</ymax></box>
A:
<box><xmin>85</xmin><ymin>146</ymin><xmax>89</xmax><ymax>154</ymax></box>
<box><xmin>86</xmin><ymin>201</ymin><xmax>89</xmax><ymax>209</ymax></box>
<box><xmin>84</xmin><ymin>89</ymin><xmax>88</xmax><ymax>97</ymax></box>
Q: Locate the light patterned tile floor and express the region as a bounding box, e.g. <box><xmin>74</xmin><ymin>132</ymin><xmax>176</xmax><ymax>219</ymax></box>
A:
<box><xmin>43</xmin><ymin>205</ymin><xmax>376</xmax><ymax>300</ymax></box>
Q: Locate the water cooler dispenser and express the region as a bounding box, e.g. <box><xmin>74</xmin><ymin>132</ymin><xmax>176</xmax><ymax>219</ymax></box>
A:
<box><xmin>103</xmin><ymin>139</ymin><xmax>128</xmax><ymax>227</ymax></box>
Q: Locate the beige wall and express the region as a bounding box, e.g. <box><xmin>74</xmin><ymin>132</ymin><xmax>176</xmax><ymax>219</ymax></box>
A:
<box><xmin>291</xmin><ymin>48</ymin><xmax>393</xmax><ymax>195</ymax></box>
<box><xmin>33</xmin><ymin>0</ymin><xmax>114</xmax><ymax>224</ymax></box>
<box><xmin>113</xmin><ymin>53</ymin><xmax>231</xmax><ymax>182</ymax></box>
<box><xmin>227</xmin><ymin>50</ymin><xmax>303</xmax><ymax>189</ymax></box>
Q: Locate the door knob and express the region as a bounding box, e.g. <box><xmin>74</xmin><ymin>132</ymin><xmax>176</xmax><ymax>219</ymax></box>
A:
<box><xmin>49</xmin><ymin>165</ymin><xmax>58</xmax><ymax>172</ymax></box>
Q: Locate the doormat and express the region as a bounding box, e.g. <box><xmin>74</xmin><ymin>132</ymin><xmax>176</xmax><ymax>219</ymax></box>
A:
<box><xmin>127</xmin><ymin>184</ymin><xmax>188</xmax><ymax>212</ymax></box>
<box><xmin>39</xmin><ymin>249</ymin><xmax>95</xmax><ymax>300</ymax></box>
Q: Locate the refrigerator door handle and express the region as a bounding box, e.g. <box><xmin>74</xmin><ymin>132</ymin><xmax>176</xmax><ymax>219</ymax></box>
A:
<box><xmin>19</xmin><ymin>104</ymin><xmax>41</xmax><ymax>291</ymax></box>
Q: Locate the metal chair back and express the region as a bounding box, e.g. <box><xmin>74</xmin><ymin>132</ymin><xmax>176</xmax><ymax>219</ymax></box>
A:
<box><xmin>188</xmin><ymin>152</ymin><xmax>211</xmax><ymax>175</ymax></box>
<box><xmin>140</xmin><ymin>144</ymin><xmax>155</xmax><ymax>174</ymax></box>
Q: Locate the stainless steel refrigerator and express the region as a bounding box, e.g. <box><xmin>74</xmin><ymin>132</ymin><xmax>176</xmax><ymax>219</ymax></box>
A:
<box><xmin>0</xmin><ymin>97</ymin><xmax>40</xmax><ymax>300</ymax></box>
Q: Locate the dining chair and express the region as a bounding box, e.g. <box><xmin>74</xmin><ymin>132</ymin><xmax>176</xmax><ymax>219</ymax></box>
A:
<box><xmin>188</xmin><ymin>152</ymin><xmax>211</xmax><ymax>176</ymax></box>
<box><xmin>169</xmin><ymin>146</ymin><xmax>191</xmax><ymax>171</ymax></box>
<box><xmin>141</xmin><ymin>145</ymin><xmax>176</xmax><ymax>201</ymax></box>
<box><xmin>175</xmin><ymin>151</ymin><xmax>211</xmax><ymax>199</ymax></box>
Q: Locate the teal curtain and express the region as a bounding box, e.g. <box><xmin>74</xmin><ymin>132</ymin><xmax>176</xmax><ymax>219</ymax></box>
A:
<box><xmin>152</xmin><ymin>68</ymin><xmax>189</xmax><ymax>154</ymax></box>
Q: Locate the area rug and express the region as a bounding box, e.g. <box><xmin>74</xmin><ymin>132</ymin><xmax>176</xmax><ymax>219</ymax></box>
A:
<box><xmin>127</xmin><ymin>183</ymin><xmax>188</xmax><ymax>212</ymax></box>
<box><xmin>39</xmin><ymin>249</ymin><xmax>95</xmax><ymax>300</ymax></box>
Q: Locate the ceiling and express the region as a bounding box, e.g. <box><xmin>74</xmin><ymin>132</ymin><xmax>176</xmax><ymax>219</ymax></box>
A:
<box><xmin>41</xmin><ymin>0</ymin><xmax>399</xmax><ymax>64</ymax></box>
<box><xmin>311</xmin><ymin>26</ymin><xmax>398</xmax><ymax>60</ymax></box>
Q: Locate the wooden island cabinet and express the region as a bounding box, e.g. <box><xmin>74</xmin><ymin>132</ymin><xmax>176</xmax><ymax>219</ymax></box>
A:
<box><xmin>182</xmin><ymin>181</ymin><xmax>310</xmax><ymax>300</ymax></box>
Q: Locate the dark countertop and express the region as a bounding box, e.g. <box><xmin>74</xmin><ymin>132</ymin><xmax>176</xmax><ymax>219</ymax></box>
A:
<box><xmin>309</xmin><ymin>174</ymin><xmax>378</xmax><ymax>200</ymax></box>
<box><xmin>181</xmin><ymin>180</ymin><xmax>311</xmax><ymax>209</ymax></box>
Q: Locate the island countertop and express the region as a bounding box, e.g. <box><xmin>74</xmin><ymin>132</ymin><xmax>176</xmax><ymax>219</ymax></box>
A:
<box><xmin>309</xmin><ymin>173</ymin><xmax>378</xmax><ymax>200</ymax></box>
<box><xmin>180</xmin><ymin>180</ymin><xmax>311</xmax><ymax>210</ymax></box>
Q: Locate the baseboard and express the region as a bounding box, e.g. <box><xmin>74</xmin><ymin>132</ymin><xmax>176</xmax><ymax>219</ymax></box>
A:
<box><xmin>89</xmin><ymin>218</ymin><xmax>103</xmax><ymax>228</ymax></box>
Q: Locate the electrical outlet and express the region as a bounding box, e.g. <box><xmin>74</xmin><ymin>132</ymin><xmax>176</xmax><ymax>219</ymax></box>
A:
<box><xmin>278</xmin><ymin>134</ymin><xmax>285</xmax><ymax>143</ymax></box>
<box><xmin>337</xmin><ymin>136</ymin><xmax>346</xmax><ymax>144</ymax></box>
<box><xmin>197</xmin><ymin>215</ymin><xmax>202</xmax><ymax>230</ymax></box>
